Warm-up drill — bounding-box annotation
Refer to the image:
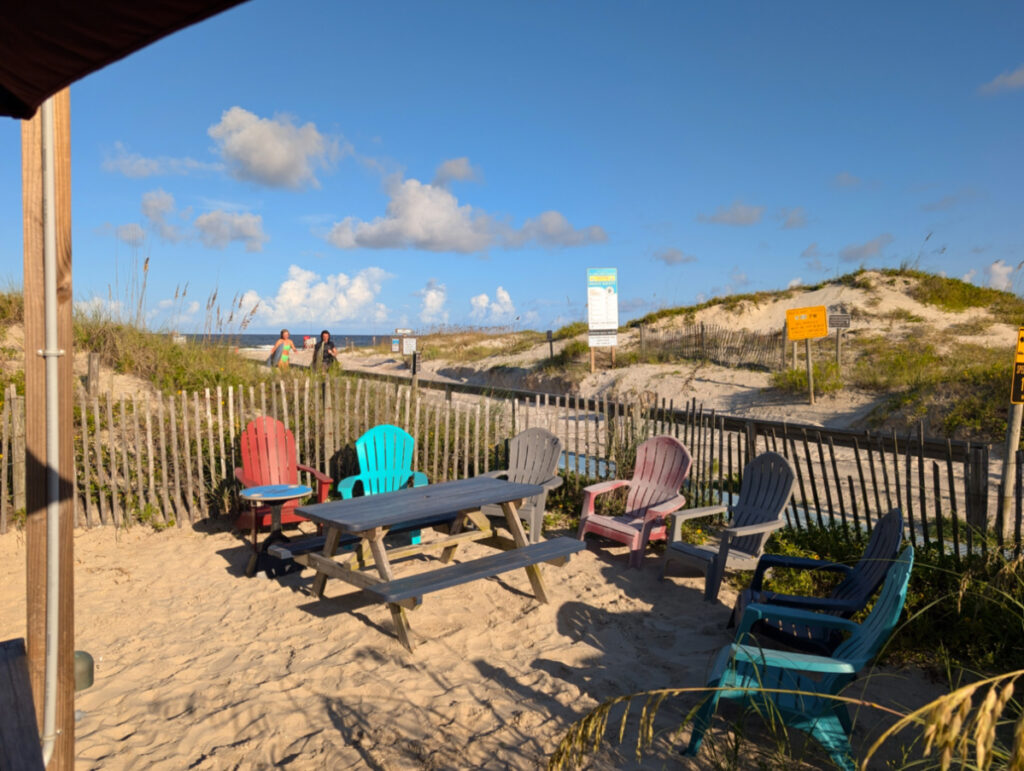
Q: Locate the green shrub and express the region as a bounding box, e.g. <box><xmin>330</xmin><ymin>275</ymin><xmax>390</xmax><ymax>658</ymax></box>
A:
<box><xmin>553</xmin><ymin>321</ymin><xmax>587</xmax><ymax>339</ymax></box>
<box><xmin>771</xmin><ymin>361</ymin><xmax>843</xmax><ymax>396</ymax></box>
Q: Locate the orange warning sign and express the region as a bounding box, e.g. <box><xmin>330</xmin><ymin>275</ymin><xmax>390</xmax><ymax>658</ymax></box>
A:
<box><xmin>1012</xmin><ymin>327</ymin><xmax>1024</xmax><ymax>403</ymax></box>
<box><xmin>786</xmin><ymin>306</ymin><xmax>828</xmax><ymax>341</ymax></box>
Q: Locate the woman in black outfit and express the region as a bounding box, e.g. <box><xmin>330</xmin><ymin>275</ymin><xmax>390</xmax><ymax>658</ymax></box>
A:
<box><xmin>312</xmin><ymin>329</ymin><xmax>338</xmax><ymax>372</ymax></box>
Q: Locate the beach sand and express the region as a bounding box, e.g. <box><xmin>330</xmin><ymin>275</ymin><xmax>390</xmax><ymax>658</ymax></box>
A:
<box><xmin>0</xmin><ymin>522</ymin><xmax>942</xmax><ymax>769</ymax></box>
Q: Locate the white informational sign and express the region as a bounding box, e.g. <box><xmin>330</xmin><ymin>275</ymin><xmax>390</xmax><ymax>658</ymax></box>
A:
<box><xmin>589</xmin><ymin>331</ymin><xmax>618</xmax><ymax>348</ymax></box>
<box><xmin>395</xmin><ymin>328</ymin><xmax>413</xmax><ymax>335</ymax></box>
<box><xmin>402</xmin><ymin>337</ymin><xmax>416</xmax><ymax>355</ymax></box>
<box><xmin>390</xmin><ymin>337</ymin><xmax>400</xmax><ymax>353</ymax></box>
<box><xmin>587</xmin><ymin>267</ymin><xmax>618</xmax><ymax>347</ymax></box>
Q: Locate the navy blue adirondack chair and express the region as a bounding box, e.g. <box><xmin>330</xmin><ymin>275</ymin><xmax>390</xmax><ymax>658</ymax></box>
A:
<box><xmin>686</xmin><ymin>546</ymin><xmax>914</xmax><ymax>771</ymax></box>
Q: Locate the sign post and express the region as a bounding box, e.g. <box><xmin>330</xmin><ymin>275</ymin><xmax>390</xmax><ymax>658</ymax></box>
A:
<box><xmin>587</xmin><ymin>267</ymin><xmax>619</xmax><ymax>372</ymax></box>
<box><xmin>829</xmin><ymin>305</ymin><xmax>851</xmax><ymax>367</ymax></box>
<box><xmin>1001</xmin><ymin>328</ymin><xmax>1024</xmax><ymax>527</ymax></box>
<box><xmin>785</xmin><ymin>305</ymin><xmax>828</xmax><ymax>405</ymax></box>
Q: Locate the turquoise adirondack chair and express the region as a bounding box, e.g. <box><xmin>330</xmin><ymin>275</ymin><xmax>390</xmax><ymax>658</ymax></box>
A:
<box><xmin>685</xmin><ymin>546</ymin><xmax>914</xmax><ymax>771</ymax></box>
<box><xmin>337</xmin><ymin>424</ymin><xmax>428</xmax><ymax>499</ymax></box>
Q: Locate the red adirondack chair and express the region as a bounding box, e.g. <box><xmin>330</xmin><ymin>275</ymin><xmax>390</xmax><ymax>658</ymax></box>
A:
<box><xmin>234</xmin><ymin>417</ymin><xmax>332</xmax><ymax>550</ymax></box>
<box><xmin>577</xmin><ymin>435</ymin><xmax>692</xmax><ymax>568</ymax></box>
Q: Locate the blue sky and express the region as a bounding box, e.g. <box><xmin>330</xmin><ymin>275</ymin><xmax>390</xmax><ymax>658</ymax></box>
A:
<box><xmin>1</xmin><ymin>1</ymin><xmax>1023</xmax><ymax>334</ymax></box>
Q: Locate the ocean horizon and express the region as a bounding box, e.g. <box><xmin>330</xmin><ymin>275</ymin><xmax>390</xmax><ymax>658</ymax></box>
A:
<box><xmin>184</xmin><ymin>333</ymin><xmax>382</xmax><ymax>349</ymax></box>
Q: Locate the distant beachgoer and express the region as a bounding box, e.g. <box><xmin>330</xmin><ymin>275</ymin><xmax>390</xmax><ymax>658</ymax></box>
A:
<box><xmin>269</xmin><ymin>329</ymin><xmax>296</xmax><ymax>370</ymax></box>
<box><xmin>313</xmin><ymin>329</ymin><xmax>338</xmax><ymax>372</ymax></box>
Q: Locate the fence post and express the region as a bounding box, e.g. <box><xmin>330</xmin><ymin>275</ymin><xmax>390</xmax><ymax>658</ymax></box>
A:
<box><xmin>966</xmin><ymin>446</ymin><xmax>990</xmax><ymax>549</ymax></box>
<box><xmin>87</xmin><ymin>352</ymin><xmax>100</xmax><ymax>395</ymax></box>
<box><xmin>744</xmin><ymin>420</ymin><xmax>756</xmax><ymax>463</ymax></box>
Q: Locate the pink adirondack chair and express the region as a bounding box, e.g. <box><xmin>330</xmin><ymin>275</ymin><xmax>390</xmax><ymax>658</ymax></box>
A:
<box><xmin>577</xmin><ymin>435</ymin><xmax>692</xmax><ymax>568</ymax></box>
<box><xmin>234</xmin><ymin>417</ymin><xmax>332</xmax><ymax>551</ymax></box>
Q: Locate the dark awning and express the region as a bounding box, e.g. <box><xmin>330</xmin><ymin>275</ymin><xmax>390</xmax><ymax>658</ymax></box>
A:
<box><xmin>0</xmin><ymin>0</ymin><xmax>248</xmax><ymax>119</ymax></box>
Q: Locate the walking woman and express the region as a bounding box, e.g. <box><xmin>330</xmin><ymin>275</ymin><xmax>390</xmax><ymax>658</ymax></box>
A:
<box><xmin>269</xmin><ymin>329</ymin><xmax>296</xmax><ymax>370</ymax></box>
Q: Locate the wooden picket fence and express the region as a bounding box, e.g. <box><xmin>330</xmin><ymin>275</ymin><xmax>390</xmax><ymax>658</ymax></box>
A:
<box><xmin>0</xmin><ymin>375</ymin><xmax>1011</xmax><ymax>565</ymax></box>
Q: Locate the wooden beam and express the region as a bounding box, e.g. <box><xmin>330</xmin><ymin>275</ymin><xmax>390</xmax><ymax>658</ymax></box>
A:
<box><xmin>21</xmin><ymin>88</ymin><xmax>75</xmax><ymax>769</ymax></box>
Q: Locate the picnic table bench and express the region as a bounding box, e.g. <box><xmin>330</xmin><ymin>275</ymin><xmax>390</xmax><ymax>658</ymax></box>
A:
<box><xmin>290</xmin><ymin>476</ymin><xmax>582</xmax><ymax>651</ymax></box>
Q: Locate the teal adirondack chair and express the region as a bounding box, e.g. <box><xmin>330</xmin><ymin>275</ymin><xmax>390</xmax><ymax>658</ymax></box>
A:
<box><xmin>337</xmin><ymin>424</ymin><xmax>428</xmax><ymax>499</ymax></box>
<box><xmin>685</xmin><ymin>546</ymin><xmax>914</xmax><ymax>771</ymax></box>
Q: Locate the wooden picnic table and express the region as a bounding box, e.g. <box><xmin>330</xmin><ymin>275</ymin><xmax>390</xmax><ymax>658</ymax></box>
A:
<box><xmin>284</xmin><ymin>476</ymin><xmax>583</xmax><ymax>651</ymax></box>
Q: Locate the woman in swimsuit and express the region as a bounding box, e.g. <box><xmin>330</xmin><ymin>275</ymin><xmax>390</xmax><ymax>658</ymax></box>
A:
<box><xmin>270</xmin><ymin>329</ymin><xmax>296</xmax><ymax>370</ymax></box>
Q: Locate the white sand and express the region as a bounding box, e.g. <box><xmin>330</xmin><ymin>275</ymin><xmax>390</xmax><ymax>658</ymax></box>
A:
<box><xmin>0</xmin><ymin>524</ymin><xmax>943</xmax><ymax>769</ymax></box>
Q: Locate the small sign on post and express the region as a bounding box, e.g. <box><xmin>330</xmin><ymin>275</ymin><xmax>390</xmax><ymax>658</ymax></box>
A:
<box><xmin>786</xmin><ymin>305</ymin><xmax>828</xmax><ymax>405</ymax></box>
<box><xmin>1011</xmin><ymin>327</ymin><xmax>1024</xmax><ymax>404</ymax></box>
<box><xmin>587</xmin><ymin>267</ymin><xmax>619</xmax><ymax>372</ymax></box>
<box><xmin>390</xmin><ymin>337</ymin><xmax>400</xmax><ymax>354</ymax></box>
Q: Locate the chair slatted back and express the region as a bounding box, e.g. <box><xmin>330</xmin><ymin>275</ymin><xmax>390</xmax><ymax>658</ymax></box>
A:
<box><xmin>829</xmin><ymin>508</ymin><xmax>904</xmax><ymax>613</ymax></box>
<box><xmin>239</xmin><ymin>417</ymin><xmax>298</xmax><ymax>486</ymax></box>
<box><xmin>833</xmin><ymin>546</ymin><xmax>914</xmax><ymax>671</ymax></box>
<box><xmin>355</xmin><ymin>424</ymin><xmax>418</xmax><ymax>495</ymax></box>
<box><xmin>729</xmin><ymin>452</ymin><xmax>795</xmax><ymax>557</ymax></box>
<box><xmin>506</xmin><ymin>427</ymin><xmax>562</xmax><ymax>485</ymax></box>
<box><xmin>625</xmin><ymin>436</ymin><xmax>692</xmax><ymax>517</ymax></box>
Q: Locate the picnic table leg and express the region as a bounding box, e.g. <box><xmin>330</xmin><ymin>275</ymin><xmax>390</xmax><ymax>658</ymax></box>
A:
<box><xmin>500</xmin><ymin>499</ymin><xmax>550</xmax><ymax>603</ymax></box>
<box><xmin>366</xmin><ymin>528</ymin><xmax>416</xmax><ymax>652</ymax></box>
<box><xmin>439</xmin><ymin>508</ymin><xmax>473</xmax><ymax>564</ymax></box>
<box><xmin>311</xmin><ymin>526</ymin><xmax>345</xmax><ymax>597</ymax></box>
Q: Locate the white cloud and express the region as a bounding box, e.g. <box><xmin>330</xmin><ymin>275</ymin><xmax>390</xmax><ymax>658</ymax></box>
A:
<box><xmin>115</xmin><ymin>223</ymin><xmax>145</xmax><ymax>247</ymax></box>
<box><xmin>654</xmin><ymin>248</ymin><xmax>696</xmax><ymax>265</ymax></box>
<box><xmin>469</xmin><ymin>286</ymin><xmax>516</xmax><ymax>322</ymax></box>
<box><xmin>839</xmin><ymin>233</ymin><xmax>893</xmax><ymax>262</ymax></box>
<box><xmin>418</xmin><ymin>279</ymin><xmax>448</xmax><ymax>324</ymax></box>
<box><xmin>141</xmin><ymin>189</ymin><xmax>185</xmax><ymax>243</ymax></box>
<box><xmin>780</xmin><ymin>207</ymin><xmax>808</xmax><ymax>229</ymax></box>
<box><xmin>433</xmin><ymin>157</ymin><xmax>481</xmax><ymax>187</ymax></box>
<box><xmin>697</xmin><ymin>200</ymin><xmax>764</xmax><ymax>226</ymax></box>
<box><xmin>102</xmin><ymin>141</ymin><xmax>221</xmax><ymax>178</ymax></box>
<box><xmin>985</xmin><ymin>260</ymin><xmax>1014</xmax><ymax>291</ymax></box>
<box><xmin>832</xmin><ymin>171</ymin><xmax>861</xmax><ymax>188</ymax></box>
<box><xmin>326</xmin><ymin>176</ymin><xmax>605</xmax><ymax>253</ymax></box>
<box><xmin>194</xmin><ymin>210</ymin><xmax>268</xmax><ymax>252</ymax></box>
<box><xmin>801</xmin><ymin>242</ymin><xmax>820</xmax><ymax>259</ymax></box>
<box><xmin>963</xmin><ymin>268</ymin><xmax>977</xmax><ymax>283</ymax></box>
<box><xmin>208</xmin><ymin>107</ymin><xmax>340</xmax><ymax>189</ymax></box>
<box><xmin>979</xmin><ymin>64</ymin><xmax>1024</xmax><ymax>95</ymax></box>
<box><xmin>788</xmin><ymin>277</ymin><xmax>803</xmax><ymax>289</ymax></box>
<box><xmin>245</xmin><ymin>265</ymin><xmax>391</xmax><ymax>325</ymax></box>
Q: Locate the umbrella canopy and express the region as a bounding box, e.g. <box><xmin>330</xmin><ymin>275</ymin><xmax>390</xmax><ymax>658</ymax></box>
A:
<box><xmin>0</xmin><ymin>0</ymin><xmax>247</xmax><ymax>119</ymax></box>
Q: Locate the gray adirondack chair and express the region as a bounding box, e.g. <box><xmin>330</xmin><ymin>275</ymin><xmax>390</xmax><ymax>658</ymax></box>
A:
<box><xmin>479</xmin><ymin>427</ymin><xmax>563</xmax><ymax>543</ymax></box>
<box><xmin>664</xmin><ymin>451</ymin><xmax>795</xmax><ymax>601</ymax></box>
<box><xmin>733</xmin><ymin>508</ymin><xmax>904</xmax><ymax>655</ymax></box>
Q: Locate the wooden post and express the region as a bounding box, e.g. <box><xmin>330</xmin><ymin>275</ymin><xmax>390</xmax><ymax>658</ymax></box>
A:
<box><xmin>22</xmin><ymin>88</ymin><xmax>75</xmax><ymax>768</ymax></box>
<box><xmin>780</xmin><ymin>321</ymin><xmax>787</xmax><ymax>369</ymax></box>
<box><xmin>835</xmin><ymin>329</ymin><xmax>842</xmax><ymax>367</ymax></box>
<box><xmin>805</xmin><ymin>338</ymin><xmax>815</xmax><ymax>405</ymax></box>
<box><xmin>86</xmin><ymin>352</ymin><xmax>99</xmax><ymax>395</ymax></box>
<box><xmin>999</xmin><ymin>403</ymin><xmax>1023</xmax><ymax>535</ymax></box>
<box><xmin>590</xmin><ymin>346</ymin><xmax>595</xmax><ymax>374</ymax></box>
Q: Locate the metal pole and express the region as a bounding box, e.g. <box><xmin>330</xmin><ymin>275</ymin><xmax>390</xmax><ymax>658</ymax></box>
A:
<box><xmin>40</xmin><ymin>94</ymin><xmax>64</xmax><ymax>767</ymax></box>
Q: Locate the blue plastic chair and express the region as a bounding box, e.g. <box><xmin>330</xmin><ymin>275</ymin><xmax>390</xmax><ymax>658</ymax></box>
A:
<box><xmin>685</xmin><ymin>546</ymin><xmax>914</xmax><ymax>771</ymax></box>
<box><xmin>337</xmin><ymin>424</ymin><xmax>428</xmax><ymax>499</ymax></box>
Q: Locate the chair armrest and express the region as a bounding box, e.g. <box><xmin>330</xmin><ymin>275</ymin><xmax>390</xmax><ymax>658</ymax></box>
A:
<box><xmin>336</xmin><ymin>474</ymin><xmax>364</xmax><ymax>500</ymax></box>
<box><xmin>737</xmin><ymin>602</ymin><xmax>860</xmax><ymax>640</ymax></box>
<box><xmin>646</xmin><ymin>494</ymin><xmax>688</xmax><ymax>522</ymax></box>
<box><xmin>722</xmin><ymin>518</ymin><xmax>785</xmax><ymax>539</ymax></box>
<box><xmin>669</xmin><ymin>505</ymin><xmax>728</xmax><ymax>540</ymax></box>
<box><xmin>749</xmin><ymin>554</ymin><xmax>854</xmax><ymax>592</ymax></box>
<box><xmin>583</xmin><ymin>479</ymin><xmax>630</xmax><ymax>495</ymax></box>
<box><xmin>581</xmin><ymin>479</ymin><xmax>630</xmax><ymax>517</ymax></box>
<box><xmin>755</xmin><ymin>591</ymin><xmax>862</xmax><ymax>615</ymax></box>
<box><xmin>727</xmin><ymin>643</ymin><xmax>857</xmax><ymax>675</ymax></box>
<box><xmin>234</xmin><ymin>467</ymin><xmax>258</xmax><ymax>489</ymax></box>
<box><xmin>296</xmin><ymin>464</ymin><xmax>332</xmax><ymax>486</ymax></box>
<box><xmin>410</xmin><ymin>471</ymin><xmax>429</xmax><ymax>488</ymax></box>
<box><xmin>541</xmin><ymin>475</ymin><xmax>563</xmax><ymax>492</ymax></box>
<box><xmin>479</xmin><ymin>470</ymin><xmax>508</xmax><ymax>480</ymax></box>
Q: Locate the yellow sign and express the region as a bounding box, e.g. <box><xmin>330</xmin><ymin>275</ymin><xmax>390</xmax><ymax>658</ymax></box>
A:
<box><xmin>786</xmin><ymin>305</ymin><xmax>828</xmax><ymax>341</ymax></box>
<box><xmin>1012</xmin><ymin>327</ymin><xmax>1024</xmax><ymax>403</ymax></box>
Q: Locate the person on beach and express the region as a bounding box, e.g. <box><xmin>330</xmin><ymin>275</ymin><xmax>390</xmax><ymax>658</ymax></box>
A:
<box><xmin>269</xmin><ymin>329</ymin><xmax>296</xmax><ymax>370</ymax></box>
<box><xmin>313</xmin><ymin>329</ymin><xmax>338</xmax><ymax>372</ymax></box>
